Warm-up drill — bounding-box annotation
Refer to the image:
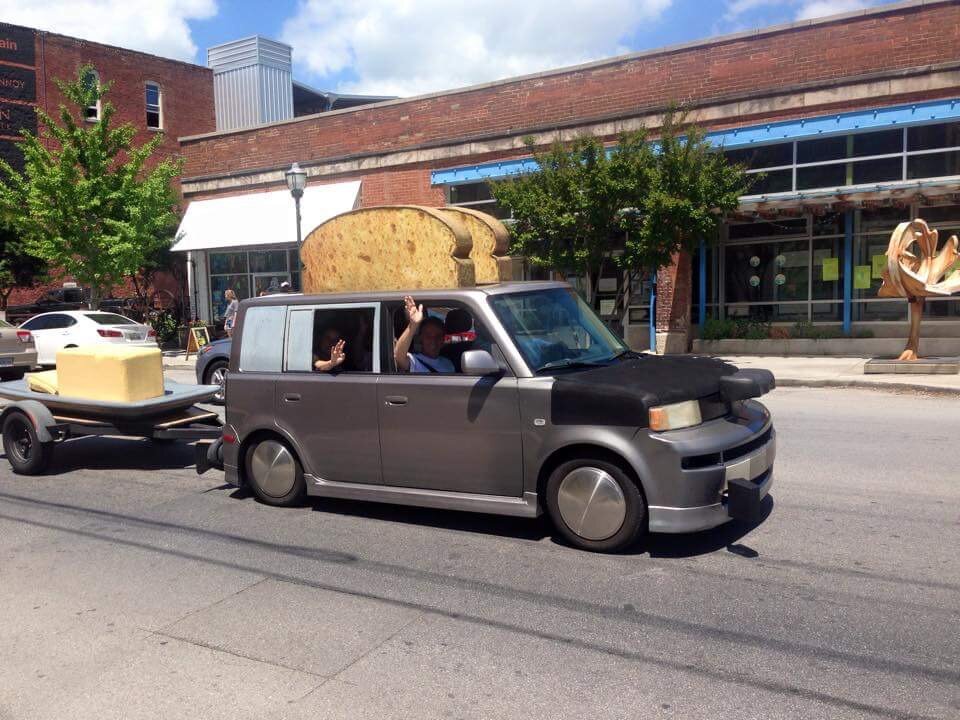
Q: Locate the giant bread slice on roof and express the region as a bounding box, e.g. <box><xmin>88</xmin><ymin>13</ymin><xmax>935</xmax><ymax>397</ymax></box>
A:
<box><xmin>437</xmin><ymin>206</ymin><xmax>513</xmax><ymax>283</ymax></box>
<box><xmin>301</xmin><ymin>205</ymin><xmax>476</xmax><ymax>293</ymax></box>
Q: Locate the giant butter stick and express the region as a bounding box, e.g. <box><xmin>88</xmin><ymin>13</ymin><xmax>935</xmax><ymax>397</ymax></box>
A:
<box><xmin>56</xmin><ymin>346</ymin><xmax>164</xmax><ymax>402</ymax></box>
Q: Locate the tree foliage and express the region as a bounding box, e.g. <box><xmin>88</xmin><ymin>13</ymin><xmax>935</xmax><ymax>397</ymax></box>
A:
<box><xmin>0</xmin><ymin>224</ymin><xmax>46</xmax><ymax>310</ymax></box>
<box><xmin>0</xmin><ymin>65</ymin><xmax>182</xmax><ymax>307</ymax></box>
<box><xmin>489</xmin><ymin>111</ymin><xmax>752</xmax><ymax>308</ymax></box>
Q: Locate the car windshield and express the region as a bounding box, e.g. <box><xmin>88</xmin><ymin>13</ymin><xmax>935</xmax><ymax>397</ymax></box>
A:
<box><xmin>488</xmin><ymin>287</ymin><xmax>629</xmax><ymax>372</ymax></box>
<box><xmin>86</xmin><ymin>313</ymin><xmax>136</xmax><ymax>325</ymax></box>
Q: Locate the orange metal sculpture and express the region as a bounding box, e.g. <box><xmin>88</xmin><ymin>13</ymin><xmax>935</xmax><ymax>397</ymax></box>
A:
<box><xmin>877</xmin><ymin>218</ymin><xmax>960</xmax><ymax>360</ymax></box>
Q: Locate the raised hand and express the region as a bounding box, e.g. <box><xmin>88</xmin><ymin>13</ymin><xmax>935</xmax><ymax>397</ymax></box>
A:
<box><xmin>404</xmin><ymin>295</ymin><xmax>424</xmax><ymax>327</ymax></box>
<box><xmin>329</xmin><ymin>339</ymin><xmax>346</xmax><ymax>367</ymax></box>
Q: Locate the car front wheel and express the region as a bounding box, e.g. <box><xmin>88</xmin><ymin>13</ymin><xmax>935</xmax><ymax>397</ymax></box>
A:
<box><xmin>545</xmin><ymin>457</ymin><xmax>646</xmax><ymax>553</ymax></box>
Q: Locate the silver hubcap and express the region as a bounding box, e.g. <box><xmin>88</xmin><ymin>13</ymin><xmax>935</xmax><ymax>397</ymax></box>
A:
<box><xmin>556</xmin><ymin>466</ymin><xmax>626</xmax><ymax>541</ymax></box>
<box><xmin>211</xmin><ymin>366</ymin><xmax>227</xmax><ymax>400</ymax></box>
<box><xmin>249</xmin><ymin>440</ymin><xmax>297</xmax><ymax>498</ymax></box>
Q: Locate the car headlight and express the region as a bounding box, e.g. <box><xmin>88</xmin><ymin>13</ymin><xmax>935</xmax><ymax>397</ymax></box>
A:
<box><xmin>648</xmin><ymin>400</ymin><xmax>702</xmax><ymax>432</ymax></box>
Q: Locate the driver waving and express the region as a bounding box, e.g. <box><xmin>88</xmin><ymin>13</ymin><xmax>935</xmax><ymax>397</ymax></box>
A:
<box><xmin>394</xmin><ymin>296</ymin><xmax>455</xmax><ymax>374</ymax></box>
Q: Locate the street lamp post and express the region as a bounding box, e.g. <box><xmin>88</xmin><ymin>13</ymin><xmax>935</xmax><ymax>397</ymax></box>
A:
<box><xmin>285</xmin><ymin>162</ymin><xmax>307</xmax><ymax>248</ymax></box>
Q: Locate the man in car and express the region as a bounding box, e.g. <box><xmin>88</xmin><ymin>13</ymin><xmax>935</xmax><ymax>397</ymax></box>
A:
<box><xmin>394</xmin><ymin>295</ymin><xmax>455</xmax><ymax>373</ymax></box>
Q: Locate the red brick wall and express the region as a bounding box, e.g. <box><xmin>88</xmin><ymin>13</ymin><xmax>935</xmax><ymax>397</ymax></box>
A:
<box><xmin>360</xmin><ymin>167</ymin><xmax>445</xmax><ymax>207</ymax></box>
<box><xmin>182</xmin><ymin>2</ymin><xmax>960</xmax><ymax>179</ymax></box>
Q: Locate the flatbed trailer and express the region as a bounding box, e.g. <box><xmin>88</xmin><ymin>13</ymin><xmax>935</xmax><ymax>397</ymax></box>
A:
<box><xmin>0</xmin><ymin>380</ymin><xmax>225</xmax><ymax>475</ymax></box>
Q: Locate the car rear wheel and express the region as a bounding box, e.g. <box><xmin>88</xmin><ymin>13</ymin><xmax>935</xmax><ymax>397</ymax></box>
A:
<box><xmin>244</xmin><ymin>436</ymin><xmax>306</xmax><ymax>507</ymax></box>
<box><xmin>204</xmin><ymin>360</ymin><xmax>228</xmax><ymax>404</ymax></box>
<box><xmin>545</xmin><ymin>457</ymin><xmax>646</xmax><ymax>553</ymax></box>
<box><xmin>2</xmin><ymin>411</ymin><xmax>54</xmax><ymax>475</ymax></box>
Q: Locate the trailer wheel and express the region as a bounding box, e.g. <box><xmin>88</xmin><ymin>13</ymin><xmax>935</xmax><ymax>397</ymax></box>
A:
<box><xmin>2</xmin><ymin>410</ymin><xmax>54</xmax><ymax>475</ymax></box>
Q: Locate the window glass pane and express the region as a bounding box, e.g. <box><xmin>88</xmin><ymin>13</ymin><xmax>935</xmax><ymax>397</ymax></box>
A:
<box><xmin>210</xmin><ymin>274</ymin><xmax>250</xmax><ymax>320</ymax></box>
<box><xmin>744</xmin><ymin>169</ymin><xmax>792</xmax><ymax>195</ymax></box>
<box><xmin>146</xmin><ymin>84</ymin><xmax>160</xmax><ymax>106</ymax></box>
<box><xmin>797</xmin><ymin>135</ymin><xmax>846</xmax><ymax>164</ymax></box>
<box><xmin>812</xmin><ymin>237</ymin><xmax>844</xmax><ymax>300</ymax></box>
<box><xmin>727</xmin><ymin>218</ymin><xmax>806</xmax><ymax>240</ymax></box>
<box><xmin>724</xmin><ymin>304</ymin><xmax>808</xmax><ymax>322</ymax></box>
<box><xmin>209</xmin><ymin>252</ymin><xmax>248</xmax><ymax>274</ymax></box>
<box><xmin>851</xmin><ymin>156</ymin><xmax>902</xmax><ymax>184</ymax></box>
<box><xmin>449</xmin><ymin>183</ymin><xmax>493</xmax><ymax>204</ymax></box>
<box><xmin>852</xmin><ymin>234</ymin><xmax>890</xmax><ymax>300</ymax></box>
<box><xmin>917</xmin><ymin>204</ymin><xmax>960</xmax><ymax>224</ymax></box>
<box><xmin>926</xmin><ymin>298</ymin><xmax>960</xmax><ymax>318</ymax></box>
<box><xmin>907</xmin><ymin>150</ymin><xmax>960</xmax><ymax>179</ymax></box>
<box><xmin>811</xmin><ymin>211</ymin><xmax>845</xmax><ymax>236</ymax></box>
<box><xmin>812</xmin><ymin>303</ymin><xmax>842</xmax><ymax>321</ymax></box>
<box><xmin>288</xmin><ymin>248</ymin><xmax>300</xmax><ymax>271</ymax></box>
<box><xmin>146</xmin><ymin>110</ymin><xmax>160</xmax><ymax>128</ymax></box>
<box><xmin>249</xmin><ymin>250</ymin><xmax>287</xmax><ymax>273</ymax></box>
<box><xmin>797</xmin><ymin>163</ymin><xmax>846</xmax><ymax>190</ymax></box>
<box><xmin>907</xmin><ymin>121</ymin><xmax>960</xmax><ymax>152</ymax></box>
<box><xmin>853</xmin><ymin>301</ymin><xmax>907</xmax><ymax>321</ymax></box>
<box><xmin>723</xmin><ymin>143</ymin><xmax>792</xmax><ymax>169</ymax></box>
<box><xmin>310</xmin><ymin>307</ymin><xmax>377</xmax><ymax>372</ymax></box>
<box><xmin>851</xmin><ymin>129</ymin><xmax>903</xmax><ymax>158</ymax></box>
<box><xmin>286</xmin><ymin>308</ymin><xmax>314</xmax><ymax>372</ymax></box>
<box><xmin>239</xmin><ymin>306</ymin><xmax>286</xmax><ymax>372</ymax></box>
<box><xmin>724</xmin><ymin>240</ymin><xmax>808</xmax><ymax>304</ymax></box>
<box><xmin>856</xmin><ymin>207</ymin><xmax>909</xmax><ymax>234</ymax></box>
<box><xmin>86</xmin><ymin>313</ymin><xmax>135</xmax><ymax>325</ymax></box>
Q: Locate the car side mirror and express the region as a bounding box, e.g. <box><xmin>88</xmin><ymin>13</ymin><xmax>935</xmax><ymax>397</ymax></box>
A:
<box><xmin>460</xmin><ymin>349</ymin><xmax>503</xmax><ymax>377</ymax></box>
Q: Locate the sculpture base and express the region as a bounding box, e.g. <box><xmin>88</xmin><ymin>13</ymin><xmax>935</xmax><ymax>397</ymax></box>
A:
<box><xmin>864</xmin><ymin>357</ymin><xmax>960</xmax><ymax>375</ymax></box>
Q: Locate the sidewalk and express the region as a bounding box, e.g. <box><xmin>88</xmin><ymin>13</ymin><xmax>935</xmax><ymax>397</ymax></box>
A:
<box><xmin>162</xmin><ymin>350</ymin><xmax>960</xmax><ymax>394</ymax></box>
<box><xmin>713</xmin><ymin>355</ymin><xmax>960</xmax><ymax>394</ymax></box>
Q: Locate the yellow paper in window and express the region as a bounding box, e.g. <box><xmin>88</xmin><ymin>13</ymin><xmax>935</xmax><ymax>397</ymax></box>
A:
<box><xmin>854</xmin><ymin>265</ymin><xmax>872</xmax><ymax>290</ymax></box>
<box><xmin>821</xmin><ymin>257</ymin><xmax>839</xmax><ymax>282</ymax></box>
<box><xmin>871</xmin><ymin>254</ymin><xmax>887</xmax><ymax>279</ymax></box>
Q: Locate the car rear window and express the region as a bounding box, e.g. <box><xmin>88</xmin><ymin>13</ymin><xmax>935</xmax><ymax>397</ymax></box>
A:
<box><xmin>86</xmin><ymin>313</ymin><xmax>136</xmax><ymax>325</ymax></box>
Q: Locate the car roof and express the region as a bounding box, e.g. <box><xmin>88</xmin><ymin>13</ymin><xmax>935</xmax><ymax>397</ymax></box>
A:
<box><xmin>240</xmin><ymin>281</ymin><xmax>571</xmax><ymax>308</ymax></box>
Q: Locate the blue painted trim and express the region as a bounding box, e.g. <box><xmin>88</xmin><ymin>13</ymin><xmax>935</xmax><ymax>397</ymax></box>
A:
<box><xmin>648</xmin><ymin>274</ymin><xmax>657</xmax><ymax>353</ymax></box>
<box><xmin>698</xmin><ymin>238</ymin><xmax>707</xmax><ymax>327</ymax></box>
<box><xmin>431</xmin><ymin>96</ymin><xmax>960</xmax><ymax>185</ymax></box>
<box><xmin>843</xmin><ymin>210</ymin><xmax>854</xmax><ymax>335</ymax></box>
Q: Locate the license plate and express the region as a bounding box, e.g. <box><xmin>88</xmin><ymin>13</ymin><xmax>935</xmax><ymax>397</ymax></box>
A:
<box><xmin>0</xmin><ymin>356</ymin><xmax>13</xmax><ymax>367</ymax></box>
<box><xmin>125</xmin><ymin>333</ymin><xmax>145</xmax><ymax>341</ymax></box>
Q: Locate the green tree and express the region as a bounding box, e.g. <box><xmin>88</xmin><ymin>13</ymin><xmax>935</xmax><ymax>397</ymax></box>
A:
<box><xmin>0</xmin><ymin>64</ymin><xmax>182</xmax><ymax>308</ymax></box>
<box><xmin>0</xmin><ymin>224</ymin><xmax>46</xmax><ymax>310</ymax></box>
<box><xmin>490</xmin><ymin>111</ymin><xmax>752</xmax><ymax>326</ymax></box>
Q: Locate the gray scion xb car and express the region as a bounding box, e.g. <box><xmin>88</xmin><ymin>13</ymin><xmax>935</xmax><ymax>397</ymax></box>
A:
<box><xmin>220</xmin><ymin>281</ymin><xmax>775</xmax><ymax>552</ymax></box>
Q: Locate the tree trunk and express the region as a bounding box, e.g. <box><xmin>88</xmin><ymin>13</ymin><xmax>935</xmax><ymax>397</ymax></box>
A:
<box><xmin>88</xmin><ymin>285</ymin><xmax>101</xmax><ymax>310</ymax></box>
<box><xmin>899</xmin><ymin>296</ymin><xmax>925</xmax><ymax>361</ymax></box>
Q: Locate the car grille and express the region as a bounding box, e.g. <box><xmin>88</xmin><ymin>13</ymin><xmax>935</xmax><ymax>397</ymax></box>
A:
<box><xmin>681</xmin><ymin>426</ymin><xmax>773</xmax><ymax>470</ymax></box>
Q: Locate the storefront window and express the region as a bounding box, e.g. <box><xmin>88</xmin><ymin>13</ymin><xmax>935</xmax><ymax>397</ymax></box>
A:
<box><xmin>209</xmin><ymin>252</ymin><xmax>248</xmax><ymax>275</ymax></box>
<box><xmin>812</xmin><ymin>237</ymin><xmax>844</xmax><ymax>301</ymax></box>
<box><xmin>724</xmin><ymin>239</ymin><xmax>808</xmax><ymax>305</ymax></box>
<box><xmin>208</xmin><ymin>246</ymin><xmax>299</xmax><ymax>320</ymax></box>
<box><xmin>249</xmin><ymin>250</ymin><xmax>288</xmax><ymax>273</ymax></box>
<box><xmin>210</xmin><ymin>274</ymin><xmax>250</xmax><ymax>320</ymax></box>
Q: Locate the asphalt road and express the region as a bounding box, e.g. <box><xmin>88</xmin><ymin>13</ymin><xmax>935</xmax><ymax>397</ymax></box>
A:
<box><xmin>1</xmin><ymin>382</ymin><xmax>958</xmax><ymax>720</ymax></box>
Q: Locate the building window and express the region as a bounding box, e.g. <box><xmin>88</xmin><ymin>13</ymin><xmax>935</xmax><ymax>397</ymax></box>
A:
<box><xmin>145</xmin><ymin>82</ymin><xmax>162</xmax><ymax>130</ymax></box>
<box><xmin>82</xmin><ymin>69</ymin><xmax>100</xmax><ymax>122</ymax></box>
<box><xmin>446</xmin><ymin>182</ymin><xmax>512</xmax><ymax>220</ymax></box>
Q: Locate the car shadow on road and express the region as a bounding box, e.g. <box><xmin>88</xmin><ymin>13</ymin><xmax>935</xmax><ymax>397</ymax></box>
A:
<box><xmin>1</xmin><ymin>436</ymin><xmax>197</xmax><ymax>474</ymax></box>
<box><xmin>307</xmin><ymin>495</ymin><xmax>554</xmax><ymax>543</ymax></box>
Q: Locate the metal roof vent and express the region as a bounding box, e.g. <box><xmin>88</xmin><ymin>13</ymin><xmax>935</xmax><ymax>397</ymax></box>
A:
<box><xmin>207</xmin><ymin>36</ymin><xmax>293</xmax><ymax>131</ymax></box>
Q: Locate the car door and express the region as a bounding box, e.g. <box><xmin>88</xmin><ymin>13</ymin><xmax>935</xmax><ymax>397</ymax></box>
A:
<box><xmin>377</xmin><ymin>300</ymin><xmax>524</xmax><ymax>497</ymax></box>
<box><xmin>273</xmin><ymin>302</ymin><xmax>383</xmax><ymax>486</ymax></box>
<box><xmin>21</xmin><ymin>314</ymin><xmax>76</xmax><ymax>365</ymax></box>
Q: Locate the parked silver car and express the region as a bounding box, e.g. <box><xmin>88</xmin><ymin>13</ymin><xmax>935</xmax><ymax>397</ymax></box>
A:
<box><xmin>220</xmin><ymin>282</ymin><xmax>775</xmax><ymax>552</ymax></box>
<box><xmin>0</xmin><ymin>319</ymin><xmax>37</xmax><ymax>380</ymax></box>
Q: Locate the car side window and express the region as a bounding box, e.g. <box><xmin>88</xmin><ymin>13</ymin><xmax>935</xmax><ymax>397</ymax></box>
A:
<box><xmin>284</xmin><ymin>303</ymin><xmax>380</xmax><ymax>373</ymax></box>
<box><xmin>22</xmin><ymin>316</ymin><xmax>48</xmax><ymax>331</ymax></box>
<box><xmin>238</xmin><ymin>305</ymin><xmax>286</xmax><ymax>372</ymax></box>
<box><xmin>388</xmin><ymin>300</ymin><xmax>501</xmax><ymax>374</ymax></box>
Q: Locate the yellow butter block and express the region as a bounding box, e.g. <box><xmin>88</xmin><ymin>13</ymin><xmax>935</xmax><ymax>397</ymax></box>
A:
<box><xmin>56</xmin><ymin>346</ymin><xmax>164</xmax><ymax>402</ymax></box>
<box><xmin>26</xmin><ymin>370</ymin><xmax>59</xmax><ymax>394</ymax></box>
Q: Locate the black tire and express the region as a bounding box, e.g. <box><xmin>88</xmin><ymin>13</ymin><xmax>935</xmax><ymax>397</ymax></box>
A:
<box><xmin>244</xmin><ymin>436</ymin><xmax>306</xmax><ymax>507</ymax></box>
<box><xmin>203</xmin><ymin>360</ymin><xmax>228</xmax><ymax>405</ymax></box>
<box><xmin>2</xmin><ymin>410</ymin><xmax>54</xmax><ymax>475</ymax></box>
<box><xmin>545</xmin><ymin>456</ymin><xmax>646</xmax><ymax>553</ymax></box>
<box><xmin>0</xmin><ymin>368</ymin><xmax>26</xmax><ymax>381</ymax></box>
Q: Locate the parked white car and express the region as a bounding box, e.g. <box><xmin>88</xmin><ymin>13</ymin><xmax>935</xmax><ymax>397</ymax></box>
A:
<box><xmin>19</xmin><ymin>311</ymin><xmax>157</xmax><ymax>365</ymax></box>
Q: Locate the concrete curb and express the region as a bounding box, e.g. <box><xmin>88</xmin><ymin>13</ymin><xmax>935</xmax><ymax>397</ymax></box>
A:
<box><xmin>775</xmin><ymin>377</ymin><xmax>960</xmax><ymax>395</ymax></box>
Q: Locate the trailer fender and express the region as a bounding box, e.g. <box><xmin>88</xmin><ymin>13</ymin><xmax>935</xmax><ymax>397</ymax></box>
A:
<box><xmin>1</xmin><ymin>400</ymin><xmax>58</xmax><ymax>443</ymax></box>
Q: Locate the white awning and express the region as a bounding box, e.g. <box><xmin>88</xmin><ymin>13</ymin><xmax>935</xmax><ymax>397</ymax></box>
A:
<box><xmin>171</xmin><ymin>180</ymin><xmax>361</xmax><ymax>252</ymax></box>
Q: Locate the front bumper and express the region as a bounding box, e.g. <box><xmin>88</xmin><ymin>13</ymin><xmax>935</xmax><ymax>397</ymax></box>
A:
<box><xmin>646</xmin><ymin>403</ymin><xmax>776</xmax><ymax>533</ymax></box>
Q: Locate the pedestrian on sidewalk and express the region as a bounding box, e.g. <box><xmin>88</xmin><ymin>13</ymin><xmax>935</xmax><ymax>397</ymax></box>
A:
<box><xmin>223</xmin><ymin>288</ymin><xmax>239</xmax><ymax>337</ymax></box>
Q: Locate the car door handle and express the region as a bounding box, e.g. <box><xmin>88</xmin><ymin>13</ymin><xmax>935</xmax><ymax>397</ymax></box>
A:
<box><xmin>283</xmin><ymin>393</ymin><xmax>301</xmax><ymax>402</ymax></box>
<box><xmin>384</xmin><ymin>395</ymin><xmax>408</xmax><ymax>406</ymax></box>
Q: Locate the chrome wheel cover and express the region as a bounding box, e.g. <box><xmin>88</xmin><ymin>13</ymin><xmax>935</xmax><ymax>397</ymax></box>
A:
<box><xmin>556</xmin><ymin>466</ymin><xmax>626</xmax><ymax>541</ymax></box>
<box><xmin>249</xmin><ymin>440</ymin><xmax>297</xmax><ymax>498</ymax></box>
<box><xmin>210</xmin><ymin>366</ymin><xmax>227</xmax><ymax>401</ymax></box>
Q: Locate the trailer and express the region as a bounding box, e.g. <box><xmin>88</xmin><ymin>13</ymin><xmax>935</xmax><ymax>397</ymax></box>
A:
<box><xmin>0</xmin><ymin>379</ymin><xmax>225</xmax><ymax>475</ymax></box>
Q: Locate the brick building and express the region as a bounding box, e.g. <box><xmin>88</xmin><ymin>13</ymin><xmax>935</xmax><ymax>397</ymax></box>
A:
<box><xmin>178</xmin><ymin>1</ymin><xmax>960</xmax><ymax>351</ymax></box>
<box><xmin>0</xmin><ymin>21</ymin><xmax>215</xmax><ymax>305</ymax></box>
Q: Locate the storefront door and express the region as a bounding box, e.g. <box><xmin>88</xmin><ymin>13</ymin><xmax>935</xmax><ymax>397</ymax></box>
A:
<box><xmin>253</xmin><ymin>272</ymin><xmax>291</xmax><ymax>296</ymax></box>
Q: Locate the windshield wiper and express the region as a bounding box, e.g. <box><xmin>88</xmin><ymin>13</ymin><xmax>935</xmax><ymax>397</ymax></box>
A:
<box><xmin>535</xmin><ymin>358</ymin><xmax>608</xmax><ymax>373</ymax></box>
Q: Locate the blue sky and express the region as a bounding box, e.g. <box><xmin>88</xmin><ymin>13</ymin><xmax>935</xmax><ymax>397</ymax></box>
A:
<box><xmin>2</xmin><ymin>0</ymin><xmax>896</xmax><ymax>97</ymax></box>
